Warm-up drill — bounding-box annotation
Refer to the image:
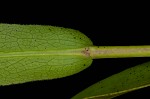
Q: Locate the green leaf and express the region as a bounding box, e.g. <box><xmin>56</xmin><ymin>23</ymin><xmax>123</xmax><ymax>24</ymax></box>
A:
<box><xmin>72</xmin><ymin>61</ymin><xmax>150</xmax><ymax>99</ymax></box>
<box><xmin>0</xmin><ymin>23</ymin><xmax>93</xmax><ymax>85</ymax></box>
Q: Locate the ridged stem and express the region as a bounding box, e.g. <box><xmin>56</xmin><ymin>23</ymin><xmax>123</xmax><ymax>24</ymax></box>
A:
<box><xmin>89</xmin><ymin>45</ymin><xmax>150</xmax><ymax>59</ymax></box>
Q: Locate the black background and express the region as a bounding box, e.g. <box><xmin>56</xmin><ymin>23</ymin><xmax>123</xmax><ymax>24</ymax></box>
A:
<box><xmin>0</xmin><ymin>3</ymin><xmax>150</xmax><ymax>99</ymax></box>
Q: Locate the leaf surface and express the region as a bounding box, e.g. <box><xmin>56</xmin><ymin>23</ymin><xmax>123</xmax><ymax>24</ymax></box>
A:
<box><xmin>72</xmin><ymin>61</ymin><xmax>150</xmax><ymax>99</ymax></box>
<box><xmin>0</xmin><ymin>24</ymin><xmax>93</xmax><ymax>85</ymax></box>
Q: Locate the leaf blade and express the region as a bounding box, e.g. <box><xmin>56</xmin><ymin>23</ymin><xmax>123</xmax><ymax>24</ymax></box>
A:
<box><xmin>72</xmin><ymin>61</ymin><xmax>150</xmax><ymax>99</ymax></box>
<box><xmin>0</xmin><ymin>23</ymin><xmax>93</xmax><ymax>85</ymax></box>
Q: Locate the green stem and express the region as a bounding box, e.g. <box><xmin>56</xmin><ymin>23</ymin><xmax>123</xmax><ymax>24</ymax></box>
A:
<box><xmin>89</xmin><ymin>45</ymin><xmax>150</xmax><ymax>59</ymax></box>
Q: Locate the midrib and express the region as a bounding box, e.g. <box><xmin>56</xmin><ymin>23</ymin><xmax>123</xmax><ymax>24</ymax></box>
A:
<box><xmin>0</xmin><ymin>48</ymin><xmax>87</xmax><ymax>58</ymax></box>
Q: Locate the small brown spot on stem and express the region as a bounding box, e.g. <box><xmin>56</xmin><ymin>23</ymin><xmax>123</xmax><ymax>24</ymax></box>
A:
<box><xmin>81</xmin><ymin>47</ymin><xmax>90</xmax><ymax>57</ymax></box>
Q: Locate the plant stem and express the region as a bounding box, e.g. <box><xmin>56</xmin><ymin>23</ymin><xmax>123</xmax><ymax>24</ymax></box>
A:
<box><xmin>89</xmin><ymin>45</ymin><xmax>150</xmax><ymax>59</ymax></box>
